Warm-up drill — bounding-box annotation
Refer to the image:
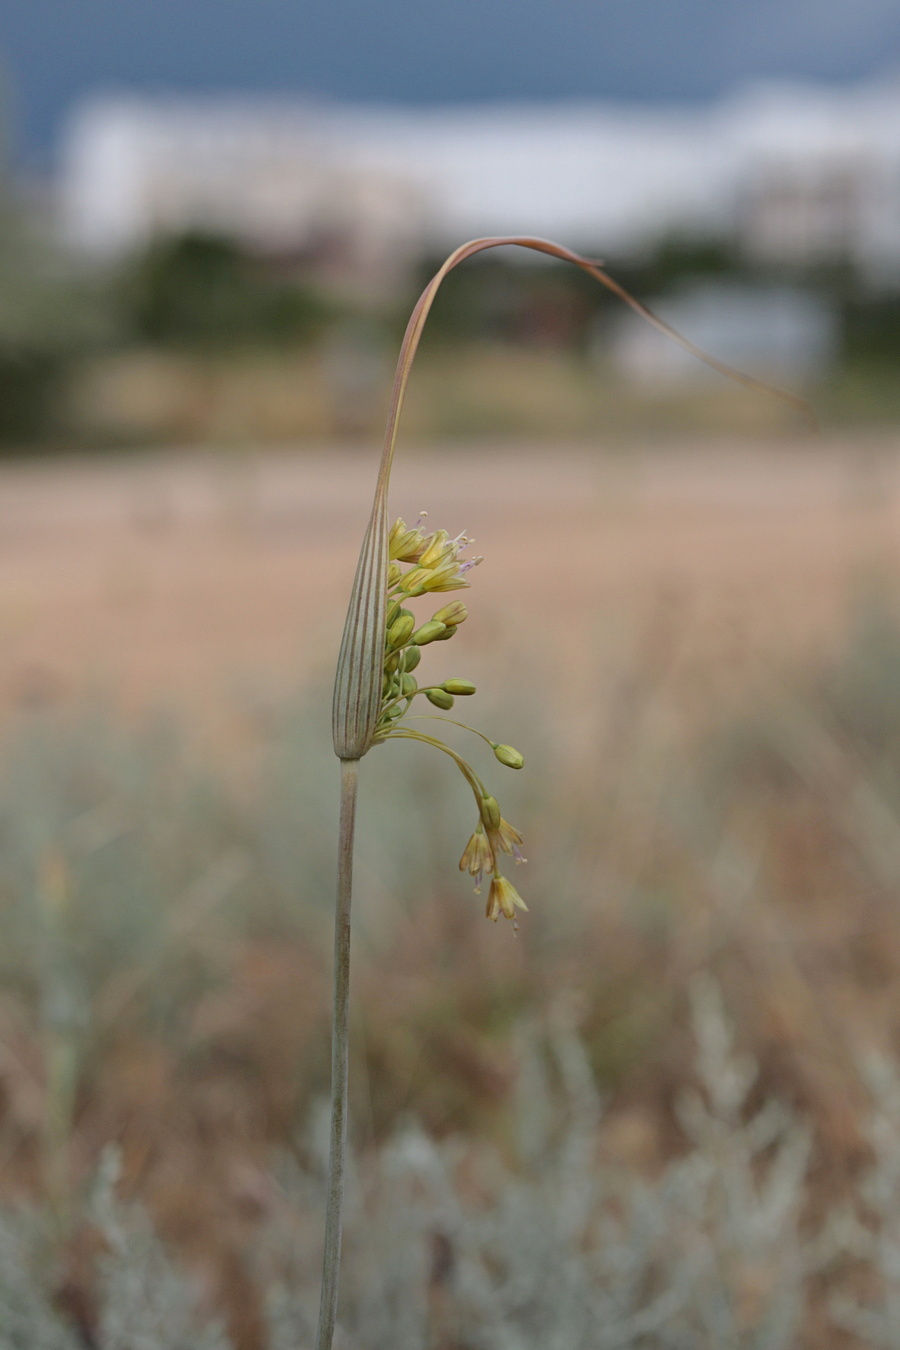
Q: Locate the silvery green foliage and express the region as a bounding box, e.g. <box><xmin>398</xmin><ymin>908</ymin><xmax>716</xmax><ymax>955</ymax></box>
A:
<box><xmin>91</xmin><ymin>1150</ymin><xmax>233</xmax><ymax>1350</ymax></box>
<box><xmin>830</xmin><ymin>1053</ymin><xmax>900</xmax><ymax>1345</ymax></box>
<box><xmin>263</xmin><ymin>1104</ymin><xmax>330</xmax><ymax>1350</ymax></box>
<box><xmin>2</xmin><ymin>986</ymin><xmax>895</xmax><ymax>1349</ymax></box>
<box><xmin>266</xmin><ymin>985</ymin><xmax>814</xmax><ymax>1350</ymax></box>
<box><xmin>0</xmin><ymin>1207</ymin><xmax>80</xmax><ymax>1350</ymax></box>
<box><xmin>665</xmin><ymin>977</ymin><xmax>813</xmax><ymax>1350</ymax></box>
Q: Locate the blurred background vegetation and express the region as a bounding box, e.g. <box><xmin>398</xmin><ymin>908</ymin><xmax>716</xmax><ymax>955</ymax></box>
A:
<box><xmin>3</xmin><ymin>583</ymin><xmax>900</xmax><ymax>1344</ymax></box>
<box><xmin>4</xmin><ymin>154</ymin><xmax>900</xmax><ymax>450</ymax></box>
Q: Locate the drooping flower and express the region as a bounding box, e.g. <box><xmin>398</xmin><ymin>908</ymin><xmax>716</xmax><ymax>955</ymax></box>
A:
<box><xmin>487</xmin><ymin>816</ymin><xmax>526</xmax><ymax>864</ymax></box>
<box><xmin>458</xmin><ymin>825</ymin><xmax>495</xmax><ymax>892</ymax></box>
<box><xmin>485</xmin><ymin>874</ymin><xmax>528</xmax><ymax>923</ymax></box>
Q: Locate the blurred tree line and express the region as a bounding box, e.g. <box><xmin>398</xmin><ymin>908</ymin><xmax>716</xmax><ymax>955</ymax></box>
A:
<box><xmin>0</xmin><ymin>190</ymin><xmax>108</xmax><ymax>442</ymax></box>
<box><xmin>123</xmin><ymin>233</ymin><xmax>335</xmax><ymax>349</ymax></box>
<box><xmin>2</xmin><ymin>176</ymin><xmax>900</xmax><ymax>447</ymax></box>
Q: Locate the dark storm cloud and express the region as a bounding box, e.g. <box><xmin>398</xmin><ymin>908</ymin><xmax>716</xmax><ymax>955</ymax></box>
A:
<box><xmin>4</xmin><ymin>0</ymin><xmax>900</xmax><ymax>160</ymax></box>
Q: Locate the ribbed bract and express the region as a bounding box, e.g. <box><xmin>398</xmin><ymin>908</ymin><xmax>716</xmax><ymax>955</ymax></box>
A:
<box><xmin>332</xmin><ymin>497</ymin><xmax>388</xmax><ymax>759</ymax></box>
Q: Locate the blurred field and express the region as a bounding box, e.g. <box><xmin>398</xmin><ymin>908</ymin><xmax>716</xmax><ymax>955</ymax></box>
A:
<box><xmin>0</xmin><ymin>430</ymin><xmax>895</xmax><ymax>724</ymax></box>
<box><xmin>4</xmin><ymin>433</ymin><xmax>900</xmax><ymax>1345</ymax></box>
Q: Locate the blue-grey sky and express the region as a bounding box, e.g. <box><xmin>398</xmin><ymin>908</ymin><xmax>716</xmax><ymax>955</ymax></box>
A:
<box><xmin>4</xmin><ymin>0</ymin><xmax>900</xmax><ymax>162</ymax></box>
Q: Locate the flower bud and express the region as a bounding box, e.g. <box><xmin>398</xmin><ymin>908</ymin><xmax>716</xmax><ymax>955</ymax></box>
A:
<box><xmin>442</xmin><ymin>679</ymin><xmax>476</xmax><ymax>696</ymax></box>
<box><xmin>433</xmin><ymin>625</ymin><xmax>457</xmax><ymax>641</ymax></box>
<box><xmin>480</xmin><ymin>795</ymin><xmax>502</xmax><ymax>830</ymax></box>
<box><xmin>426</xmin><ymin>688</ymin><xmax>454</xmax><ymax>710</ymax></box>
<box><xmin>402</xmin><ymin>644</ymin><xmax>421</xmax><ymax>672</ymax></box>
<box><xmin>388</xmin><ymin>561</ymin><xmax>402</xmax><ymax>587</ymax></box>
<box><xmin>384</xmin><ymin>650</ymin><xmax>400</xmax><ymax>673</ymax></box>
<box><xmin>493</xmin><ymin>743</ymin><xmax>524</xmax><ymax>770</ymax></box>
<box><xmin>433</xmin><ymin>601</ymin><xmax>468</xmax><ymax>627</ymax></box>
<box><xmin>412</xmin><ymin>620</ymin><xmax>447</xmax><ymax>645</ymax></box>
<box><xmin>387</xmin><ymin>613</ymin><xmax>415</xmax><ymax>649</ymax></box>
<box><xmin>400</xmin><ymin>673</ymin><xmax>417</xmax><ymax>697</ymax></box>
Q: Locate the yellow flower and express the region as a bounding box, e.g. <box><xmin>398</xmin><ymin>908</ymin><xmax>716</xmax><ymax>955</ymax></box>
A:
<box><xmin>398</xmin><ymin>565</ymin><xmax>432</xmax><ymax>594</ymax></box>
<box><xmin>421</xmin><ymin>567</ymin><xmax>472</xmax><ymax>593</ymax></box>
<box><xmin>485</xmin><ymin>874</ymin><xmax>528</xmax><ymax>922</ymax></box>
<box><xmin>418</xmin><ymin>529</ymin><xmax>451</xmax><ymax>568</ymax></box>
<box><xmin>389</xmin><ymin>518</ymin><xmax>429</xmax><ymax>562</ymax></box>
<box><xmin>459</xmin><ymin>824</ymin><xmax>495</xmax><ymax>892</ymax></box>
<box><xmin>394</xmin><ymin>524</ymin><xmax>481</xmax><ymax>595</ymax></box>
<box><xmin>421</xmin><ymin>552</ymin><xmax>482</xmax><ymax>593</ymax></box>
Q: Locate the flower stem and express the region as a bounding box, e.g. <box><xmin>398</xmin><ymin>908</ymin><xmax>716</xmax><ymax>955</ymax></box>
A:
<box><xmin>316</xmin><ymin>756</ymin><xmax>359</xmax><ymax>1350</ymax></box>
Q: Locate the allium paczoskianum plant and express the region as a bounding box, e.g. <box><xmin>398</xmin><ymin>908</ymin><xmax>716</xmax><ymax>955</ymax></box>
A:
<box><xmin>318</xmin><ymin>236</ymin><xmax>812</xmax><ymax>1350</ymax></box>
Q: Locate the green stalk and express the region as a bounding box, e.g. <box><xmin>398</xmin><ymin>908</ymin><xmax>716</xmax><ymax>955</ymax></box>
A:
<box><xmin>315</xmin><ymin>757</ymin><xmax>359</xmax><ymax>1350</ymax></box>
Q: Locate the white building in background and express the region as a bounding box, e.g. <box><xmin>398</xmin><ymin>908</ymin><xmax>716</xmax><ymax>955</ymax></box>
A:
<box><xmin>59</xmin><ymin>77</ymin><xmax>900</xmax><ymax>286</ymax></box>
<box><xmin>60</xmin><ymin>99</ymin><xmax>431</xmax><ymax>297</ymax></box>
<box><xmin>59</xmin><ymin>95</ymin><xmax>733</xmax><ymax>266</ymax></box>
<box><xmin>729</xmin><ymin>81</ymin><xmax>900</xmax><ymax>284</ymax></box>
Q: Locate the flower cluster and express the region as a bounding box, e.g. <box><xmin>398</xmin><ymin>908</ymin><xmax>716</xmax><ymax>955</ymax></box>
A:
<box><xmin>380</xmin><ymin>515</ymin><xmax>527</xmax><ymax>926</ymax></box>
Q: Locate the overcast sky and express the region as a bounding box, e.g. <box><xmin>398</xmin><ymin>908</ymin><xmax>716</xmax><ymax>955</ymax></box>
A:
<box><xmin>4</xmin><ymin>0</ymin><xmax>900</xmax><ymax>162</ymax></box>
